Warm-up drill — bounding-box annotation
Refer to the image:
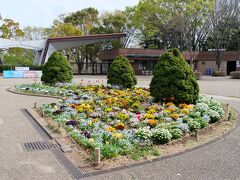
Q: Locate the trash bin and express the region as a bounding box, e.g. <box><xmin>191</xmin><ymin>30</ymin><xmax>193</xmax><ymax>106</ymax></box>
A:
<box><xmin>209</xmin><ymin>68</ymin><xmax>214</xmax><ymax>75</ymax></box>
<box><xmin>205</xmin><ymin>68</ymin><xmax>214</xmax><ymax>75</ymax></box>
<box><xmin>205</xmin><ymin>68</ymin><xmax>210</xmax><ymax>75</ymax></box>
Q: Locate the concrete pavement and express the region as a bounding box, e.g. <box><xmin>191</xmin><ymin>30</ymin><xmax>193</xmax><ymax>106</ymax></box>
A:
<box><xmin>0</xmin><ymin>78</ymin><xmax>72</xmax><ymax>180</ymax></box>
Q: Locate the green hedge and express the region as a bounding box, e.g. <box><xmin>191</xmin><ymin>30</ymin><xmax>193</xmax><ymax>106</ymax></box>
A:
<box><xmin>29</xmin><ymin>65</ymin><xmax>44</xmax><ymax>70</ymax></box>
<box><xmin>0</xmin><ymin>65</ymin><xmax>13</xmax><ymax>73</ymax></box>
<box><xmin>0</xmin><ymin>65</ymin><xmax>43</xmax><ymax>73</ymax></box>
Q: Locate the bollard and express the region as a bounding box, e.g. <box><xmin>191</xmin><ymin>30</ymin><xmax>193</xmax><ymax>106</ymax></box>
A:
<box><xmin>42</xmin><ymin>111</ymin><xmax>44</xmax><ymax>117</ymax></box>
<box><xmin>228</xmin><ymin>112</ymin><xmax>232</xmax><ymax>121</ymax></box>
<box><xmin>94</xmin><ymin>147</ymin><xmax>101</xmax><ymax>166</ymax></box>
<box><xmin>34</xmin><ymin>102</ymin><xmax>37</xmax><ymax>108</ymax></box>
<box><xmin>195</xmin><ymin>130</ymin><xmax>199</xmax><ymax>142</ymax></box>
<box><xmin>226</xmin><ymin>104</ymin><xmax>229</xmax><ymax>115</ymax></box>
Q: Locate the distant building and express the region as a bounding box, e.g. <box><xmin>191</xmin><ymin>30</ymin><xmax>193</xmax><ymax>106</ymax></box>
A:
<box><xmin>99</xmin><ymin>48</ymin><xmax>239</xmax><ymax>75</ymax></box>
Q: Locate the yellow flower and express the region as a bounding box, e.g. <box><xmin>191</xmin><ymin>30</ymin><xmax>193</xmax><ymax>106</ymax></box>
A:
<box><xmin>179</xmin><ymin>103</ymin><xmax>188</xmax><ymax>109</ymax></box>
<box><xmin>77</xmin><ymin>103</ymin><xmax>93</xmax><ymax>113</ymax></box>
<box><xmin>170</xmin><ymin>113</ymin><xmax>180</xmax><ymax>120</ymax></box>
<box><xmin>147</xmin><ymin>119</ymin><xmax>158</xmax><ymax>127</ymax></box>
<box><xmin>77</xmin><ymin>107</ymin><xmax>84</xmax><ymax>113</ymax></box>
<box><xmin>147</xmin><ymin>109</ymin><xmax>156</xmax><ymax>114</ymax></box>
<box><xmin>113</xmin><ymin>132</ymin><xmax>124</xmax><ymax>139</ymax></box>
<box><xmin>115</xmin><ymin>123</ymin><xmax>125</xmax><ymax>130</ymax></box>
<box><xmin>181</xmin><ymin>109</ymin><xmax>190</xmax><ymax>115</ymax></box>
<box><xmin>88</xmin><ymin>138</ymin><xmax>94</xmax><ymax>144</ymax></box>
<box><xmin>186</xmin><ymin>105</ymin><xmax>194</xmax><ymax>109</ymax></box>
<box><xmin>165</xmin><ymin>108</ymin><xmax>174</xmax><ymax>114</ymax></box>
<box><xmin>106</xmin><ymin>126</ymin><xmax>116</xmax><ymax>132</ymax></box>
<box><xmin>88</xmin><ymin>120</ymin><xmax>93</xmax><ymax>126</ymax></box>
<box><xmin>144</xmin><ymin>113</ymin><xmax>154</xmax><ymax>119</ymax></box>
<box><xmin>166</xmin><ymin>102</ymin><xmax>173</xmax><ymax>107</ymax></box>
<box><xmin>105</xmin><ymin>107</ymin><xmax>112</xmax><ymax>112</ymax></box>
<box><xmin>117</xmin><ymin>113</ymin><xmax>129</xmax><ymax>121</ymax></box>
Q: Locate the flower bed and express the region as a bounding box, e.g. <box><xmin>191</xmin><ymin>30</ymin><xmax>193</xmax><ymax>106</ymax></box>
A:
<box><xmin>15</xmin><ymin>83</ymin><xmax>225</xmax><ymax>160</ymax></box>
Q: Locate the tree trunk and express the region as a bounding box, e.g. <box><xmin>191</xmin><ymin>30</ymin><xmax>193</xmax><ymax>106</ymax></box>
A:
<box><xmin>77</xmin><ymin>62</ymin><xmax>82</xmax><ymax>75</ymax></box>
<box><xmin>189</xmin><ymin>48</ymin><xmax>194</xmax><ymax>70</ymax></box>
<box><xmin>216</xmin><ymin>51</ymin><xmax>222</xmax><ymax>71</ymax></box>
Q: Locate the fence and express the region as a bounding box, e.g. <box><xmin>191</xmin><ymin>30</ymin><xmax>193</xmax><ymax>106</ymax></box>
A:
<box><xmin>78</xmin><ymin>62</ymin><xmax>110</xmax><ymax>75</ymax></box>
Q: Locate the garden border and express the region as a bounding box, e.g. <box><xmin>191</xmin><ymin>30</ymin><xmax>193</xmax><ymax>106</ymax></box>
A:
<box><xmin>9</xmin><ymin>87</ymin><xmax>240</xmax><ymax>178</ymax></box>
<box><xmin>25</xmin><ymin>107</ymin><xmax>239</xmax><ymax>179</ymax></box>
<box><xmin>8</xmin><ymin>87</ymin><xmax>63</xmax><ymax>99</ymax></box>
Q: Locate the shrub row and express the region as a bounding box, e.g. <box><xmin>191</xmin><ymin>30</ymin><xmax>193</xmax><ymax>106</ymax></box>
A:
<box><xmin>230</xmin><ymin>71</ymin><xmax>240</xmax><ymax>79</ymax></box>
<box><xmin>0</xmin><ymin>65</ymin><xmax>13</xmax><ymax>73</ymax></box>
<box><xmin>212</xmin><ymin>71</ymin><xmax>226</xmax><ymax>77</ymax></box>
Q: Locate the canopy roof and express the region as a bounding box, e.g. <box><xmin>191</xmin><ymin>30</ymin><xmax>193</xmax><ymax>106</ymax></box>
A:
<box><xmin>0</xmin><ymin>33</ymin><xmax>126</xmax><ymax>65</ymax></box>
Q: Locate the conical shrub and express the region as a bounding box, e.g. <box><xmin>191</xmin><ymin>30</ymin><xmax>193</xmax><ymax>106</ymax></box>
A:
<box><xmin>150</xmin><ymin>48</ymin><xmax>199</xmax><ymax>104</ymax></box>
<box><xmin>107</xmin><ymin>56</ymin><xmax>137</xmax><ymax>88</ymax></box>
<box><xmin>41</xmin><ymin>52</ymin><xmax>73</xmax><ymax>85</ymax></box>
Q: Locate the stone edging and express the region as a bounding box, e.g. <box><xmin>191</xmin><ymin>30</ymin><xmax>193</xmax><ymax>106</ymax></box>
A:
<box><xmin>25</xmin><ymin>108</ymin><xmax>72</xmax><ymax>153</ymax></box>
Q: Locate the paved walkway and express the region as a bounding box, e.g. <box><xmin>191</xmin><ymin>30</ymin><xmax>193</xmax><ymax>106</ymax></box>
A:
<box><xmin>0</xmin><ymin>78</ymin><xmax>71</xmax><ymax>180</ymax></box>
<box><xmin>0</xmin><ymin>76</ymin><xmax>240</xmax><ymax>180</ymax></box>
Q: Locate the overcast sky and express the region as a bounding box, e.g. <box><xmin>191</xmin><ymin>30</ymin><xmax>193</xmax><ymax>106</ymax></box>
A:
<box><xmin>0</xmin><ymin>0</ymin><xmax>139</xmax><ymax>28</ymax></box>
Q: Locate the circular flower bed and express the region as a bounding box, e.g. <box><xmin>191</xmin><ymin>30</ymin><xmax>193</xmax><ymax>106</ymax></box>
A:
<box><xmin>15</xmin><ymin>83</ymin><xmax>225</xmax><ymax>160</ymax></box>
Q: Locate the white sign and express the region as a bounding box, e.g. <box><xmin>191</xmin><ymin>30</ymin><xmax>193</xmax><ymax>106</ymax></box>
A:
<box><xmin>15</xmin><ymin>67</ymin><xmax>29</xmax><ymax>71</ymax></box>
<box><xmin>23</xmin><ymin>71</ymin><xmax>42</xmax><ymax>78</ymax></box>
<box><xmin>236</xmin><ymin>61</ymin><xmax>240</xmax><ymax>68</ymax></box>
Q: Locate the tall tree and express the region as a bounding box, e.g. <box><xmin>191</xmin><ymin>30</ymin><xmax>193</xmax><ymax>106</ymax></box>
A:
<box><xmin>0</xmin><ymin>18</ymin><xmax>24</xmax><ymax>39</ymax></box>
<box><xmin>181</xmin><ymin>0</ymin><xmax>214</xmax><ymax>69</ymax></box>
<box><xmin>91</xmin><ymin>9</ymin><xmax>137</xmax><ymax>49</ymax></box>
<box><xmin>23</xmin><ymin>26</ymin><xmax>48</xmax><ymax>40</ymax></box>
<box><xmin>47</xmin><ymin>21</ymin><xmax>82</xmax><ymax>37</ymax></box>
<box><xmin>64</xmin><ymin>7</ymin><xmax>99</xmax><ymax>35</ymax></box>
<box><xmin>63</xmin><ymin>8</ymin><xmax>101</xmax><ymax>73</ymax></box>
<box><xmin>211</xmin><ymin>0</ymin><xmax>240</xmax><ymax>71</ymax></box>
<box><xmin>0</xmin><ymin>16</ymin><xmax>27</xmax><ymax>65</ymax></box>
<box><xmin>133</xmin><ymin>0</ymin><xmax>214</xmax><ymax>56</ymax></box>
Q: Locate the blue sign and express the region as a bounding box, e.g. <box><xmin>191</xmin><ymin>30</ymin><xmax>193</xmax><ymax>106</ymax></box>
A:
<box><xmin>12</xmin><ymin>71</ymin><xmax>24</xmax><ymax>78</ymax></box>
<box><xmin>3</xmin><ymin>70</ymin><xmax>42</xmax><ymax>78</ymax></box>
<box><xmin>3</xmin><ymin>70</ymin><xmax>13</xmax><ymax>78</ymax></box>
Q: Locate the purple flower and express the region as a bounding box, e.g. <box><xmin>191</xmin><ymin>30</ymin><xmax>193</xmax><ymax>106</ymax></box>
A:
<box><xmin>83</xmin><ymin>131</ymin><xmax>91</xmax><ymax>138</ymax></box>
<box><xmin>66</xmin><ymin>120</ymin><xmax>78</xmax><ymax>126</ymax></box>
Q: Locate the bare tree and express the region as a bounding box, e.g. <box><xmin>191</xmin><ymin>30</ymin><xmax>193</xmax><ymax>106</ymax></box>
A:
<box><xmin>211</xmin><ymin>0</ymin><xmax>240</xmax><ymax>71</ymax></box>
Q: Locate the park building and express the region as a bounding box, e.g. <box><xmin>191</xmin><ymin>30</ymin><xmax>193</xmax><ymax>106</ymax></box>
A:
<box><xmin>97</xmin><ymin>48</ymin><xmax>240</xmax><ymax>76</ymax></box>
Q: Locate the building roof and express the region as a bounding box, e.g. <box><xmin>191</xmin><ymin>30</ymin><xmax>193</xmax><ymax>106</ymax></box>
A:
<box><xmin>47</xmin><ymin>33</ymin><xmax>126</xmax><ymax>42</ymax></box>
<box><xmin>40</xmin><ymin>33</ymin><xmax>126</xmax><ymax>64</ymax></box>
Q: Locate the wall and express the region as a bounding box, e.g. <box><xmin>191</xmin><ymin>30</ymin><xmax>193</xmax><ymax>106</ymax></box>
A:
<box><xmin>197</xmin><ymin>61</ymin><xmax>227</xmax><ymax>75</ymax></box>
